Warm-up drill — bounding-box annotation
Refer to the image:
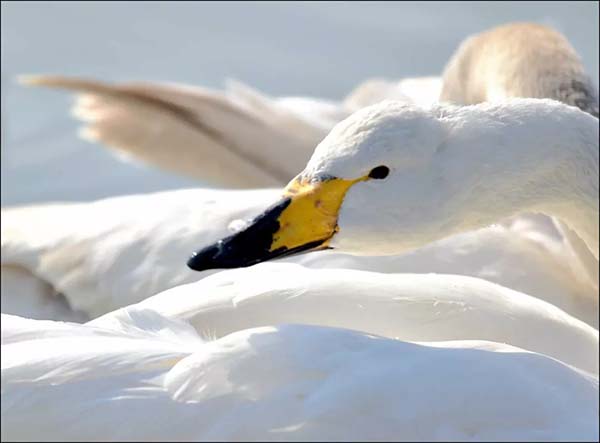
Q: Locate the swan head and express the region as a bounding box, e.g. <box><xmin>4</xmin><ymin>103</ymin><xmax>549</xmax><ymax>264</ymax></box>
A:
<box><xmin>187</xmin><ymin>98</ymin><xmax>598</xmax><ymax>271</ymax></box>
<box><xmin>188</xmin><ymin>101</ymin><xmax>453</xmax><ymax>271</ymax></box>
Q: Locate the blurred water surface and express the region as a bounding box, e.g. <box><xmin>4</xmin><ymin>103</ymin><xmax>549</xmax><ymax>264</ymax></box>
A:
<box><xmin>2</xmin><ymin>1</ymin><xmax>598</xmax><ymax>205</ymax></box>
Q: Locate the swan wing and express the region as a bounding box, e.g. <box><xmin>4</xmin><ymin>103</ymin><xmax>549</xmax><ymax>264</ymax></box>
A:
<box><xmin>20</xmin><ymin>75</ymin><xmax>332</xmax><ymax>187</ymax></box>
<box><xmin>19</xmin><ymin>74</ymin><xmax>445</xmax><ymax>189</ymax></box>
<box><xmin>93</xmin><ymin>263</ymin><xmax>598</xmax><ymax>375</ymax></box>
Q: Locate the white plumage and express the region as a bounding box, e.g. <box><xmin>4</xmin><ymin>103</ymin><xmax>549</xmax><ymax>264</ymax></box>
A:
<box><xmin>92</xmin><ymin>263</ymin><xmax>598</xmax><ymax>375</ymax></box>
<box><xmin>2</xmin><ymin>288</ymin><xmax>598</xmax><ymax>441</ymax></box>
<box><xmin>2</xmin><ymin>22</ymin><xmax>599</xmax><ymax>442</ymax></box>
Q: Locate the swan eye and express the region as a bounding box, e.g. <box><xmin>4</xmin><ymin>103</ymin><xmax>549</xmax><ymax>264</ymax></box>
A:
<box><xmin>368</xmin><ymin>165</ymin><xmax>390</xmax><ymax>180</ymax></box>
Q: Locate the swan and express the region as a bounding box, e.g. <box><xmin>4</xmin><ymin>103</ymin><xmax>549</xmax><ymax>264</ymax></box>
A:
<box><xmin>19</xmin><ymin>23</ymin><xmax>597</xmax><ymax>188</ymax></box>
<box><xmin>2</xmin><ymin>267</ymin><xmax>598</xmax><ymax>441</ymax></box>
<box><xmin>187</xmin><ymin>99</ymin><xmax>599</xmax><ymax>292</ymax></box>
<box><xmin>3</xmin><ymin>23</ymin><xmax>598</xmax><ymax>442</ymax></box>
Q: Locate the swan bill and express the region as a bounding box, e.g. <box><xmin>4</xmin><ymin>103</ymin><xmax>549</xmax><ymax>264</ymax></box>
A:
<box><xmin>187</xmin><ymin>176</ymin><xmax>363</xmax><ymax>271</ymax></box>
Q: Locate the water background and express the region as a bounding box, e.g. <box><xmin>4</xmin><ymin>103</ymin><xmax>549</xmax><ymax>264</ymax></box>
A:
<box><xmin>2</xmin><ymin>1</ymin><xmax>598</xmax><ymax>206</ymax></box>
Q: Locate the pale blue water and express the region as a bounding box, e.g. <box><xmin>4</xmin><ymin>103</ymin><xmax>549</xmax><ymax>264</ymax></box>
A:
<box><xmin>2</xmin><ymin>1</ymin><xmax>598</xmax><ymax>205</ymax></box>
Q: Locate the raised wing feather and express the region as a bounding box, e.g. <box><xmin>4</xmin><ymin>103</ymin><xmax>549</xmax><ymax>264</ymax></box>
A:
<box><xmin>21</xmin><ymin>75</ymin><xmax>334</xmax><ymax>187</ymax></box>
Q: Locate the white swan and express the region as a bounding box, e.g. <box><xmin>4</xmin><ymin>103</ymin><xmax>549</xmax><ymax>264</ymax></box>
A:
<box><xmin>3</xmin><ymin>22</ymin><xmax>598</xmax><ymax>442</ymax></box>
<box><xmin>20</xmin><ymin>23</ymin><xmax>596</xmax><ymax>188</ymax></box>
<box><xmin>2</xmin><ymin>266</ymin><xmax>598</xmax><ymax>440</ymax></box>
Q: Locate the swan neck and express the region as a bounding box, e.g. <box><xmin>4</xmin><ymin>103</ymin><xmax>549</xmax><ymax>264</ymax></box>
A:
<box><xmin>444</xmin><ymin>104</ymin><xmax>599</xmax><ymax>259</ymax></box>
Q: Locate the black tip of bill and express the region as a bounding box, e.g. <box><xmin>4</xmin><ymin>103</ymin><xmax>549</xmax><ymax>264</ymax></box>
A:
<box><xmin>186</xmin><ymin>197</ymin><xmax>326</xmax><ymax>272</ymax></box>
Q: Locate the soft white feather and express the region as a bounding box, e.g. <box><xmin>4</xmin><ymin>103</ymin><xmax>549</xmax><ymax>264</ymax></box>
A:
<box><xmin>89</xmin><ymin>262</ymin><xmax>599</xmax><ymax>375</ymax></box>
<box><xmin>2</xmin><ymin>312</ymin><xmax>598</xmax><ymax>441</ymax></box>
